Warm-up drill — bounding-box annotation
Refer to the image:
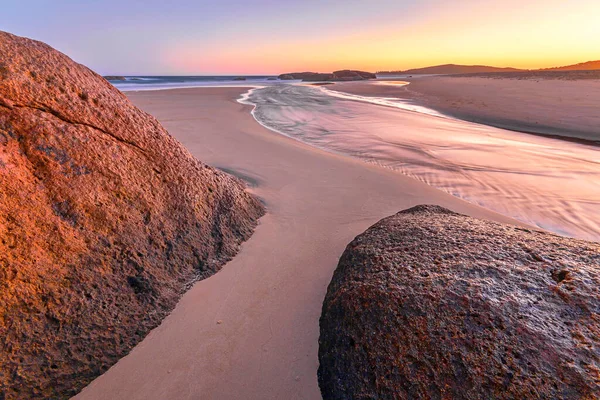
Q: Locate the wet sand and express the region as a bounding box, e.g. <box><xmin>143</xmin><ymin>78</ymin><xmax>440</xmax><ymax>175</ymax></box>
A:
<box><xmin>75</xmin><ymin>87</ymin><xmax>523</xmax><ymax>400</ymax></box>
<box><xmin>332</xmin><ymin>76</ymin><xmax>600</xmax><ymax>144</ymax></box>
<box><xmin>244</xmin><ymin>84</ymin><xmax>600</xmax><ymax>240</ymax></box>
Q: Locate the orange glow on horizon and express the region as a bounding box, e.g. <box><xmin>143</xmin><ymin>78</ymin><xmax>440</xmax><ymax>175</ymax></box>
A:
<box><xmin>164</xmin><ymin>0</ymin><xmax>600</xmax><ymax>75</ymax></box>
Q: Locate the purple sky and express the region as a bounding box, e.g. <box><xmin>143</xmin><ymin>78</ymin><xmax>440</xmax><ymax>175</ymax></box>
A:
<box><xmin>3</xmin><ymin>0</ymin><xmax>599</xmax><ymax>75</ymax></box>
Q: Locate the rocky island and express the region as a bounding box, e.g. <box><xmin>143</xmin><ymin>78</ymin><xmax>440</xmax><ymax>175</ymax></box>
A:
<box><xmin>278</xmin><ymin>70</ymin><xmax>376</xmax><ymax>82</ymax></box>
<box><xmin>319</xmin><ymin>205</ymin><xmax>600</xmax><ymax>399</ymax></box>
<box><xmin>0</xmin><ymin>31</ymin><xmax>263</xmax><ymax>399</ymax></box>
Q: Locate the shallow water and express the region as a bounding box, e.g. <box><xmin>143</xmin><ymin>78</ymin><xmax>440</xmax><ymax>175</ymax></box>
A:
<box><xmin>241</xmin><ymin>84</ymin><xmax>600</xmax><ymax>241</ymax></box>
<box><xmin>111</xmin><ymin>75</ymin><xmax>280</xmax><ymax>91</ymax></box>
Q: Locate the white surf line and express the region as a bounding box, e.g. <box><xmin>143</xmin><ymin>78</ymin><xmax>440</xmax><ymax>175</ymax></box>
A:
<box><xmin>318</xmin><ymin>83</ymin><xmax>451</xmax><ymax>119</ymax></box>
<box><xmin>117</xmin><ymin>83</ymin><xmax>265</xmax><ymax>93</ymax></box>
<box><xmin>236</xmin><ymin>86</ymin><xmax>300</xmax><ymax>142</ymax></box>
<box><xmin>237</xmin><ymin>87</ymin><xmax>360</xmax><ymax>159</ymax></box>
<box><xmin>236</xmin><ymin>87</ymin><xmax>282</xmax><ymax>135</ymax></box>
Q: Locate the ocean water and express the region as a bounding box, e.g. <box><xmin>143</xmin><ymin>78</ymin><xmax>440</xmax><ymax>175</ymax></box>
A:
<box><xmin>108</xmin><ymin>75</ymin><xmax>281</xmax><ymax>91</ymax></box>
<box><xmin>240</xmin><ymin>84</ymin><xmax>600</xmax><ymax>241</ymax></box>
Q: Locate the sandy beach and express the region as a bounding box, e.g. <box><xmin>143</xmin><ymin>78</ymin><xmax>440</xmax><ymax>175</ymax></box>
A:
<box><xmin>332</xmin><ymin>76</ymin><xmax>600</xmax><ymax>144</ymax></box>
<box><xmin>5</xmin><ymin>2</ymin><xmax>600</xmax><ymax>398</ymax></box>
<box><xmin>75</xmin><ymin>87</ymin><xmax>525</xmax><ymax>400</ymax></box>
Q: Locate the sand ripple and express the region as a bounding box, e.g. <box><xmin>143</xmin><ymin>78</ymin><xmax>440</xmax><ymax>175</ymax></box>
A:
<box><xmin>242</xmin><ymin>84</ymin><xmax>600</xmax><ymax>241</ymax></box>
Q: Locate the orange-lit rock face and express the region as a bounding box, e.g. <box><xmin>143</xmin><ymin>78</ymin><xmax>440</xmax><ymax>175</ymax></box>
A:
<box><xmin>0</xmin><ymin>31</ymin><xmax>263</xmax><ymax>399</ymax></box>
<box><xmin>319</xmin><ymin>205</ymin><xmax>600</xmax><ymax>400</ymax></box>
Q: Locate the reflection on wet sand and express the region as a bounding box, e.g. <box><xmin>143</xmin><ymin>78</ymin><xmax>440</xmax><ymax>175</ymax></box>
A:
<box><xmin>243</xmin><ymin>84</ymin><xmax>600</xmax><ymax>240</ymax></box>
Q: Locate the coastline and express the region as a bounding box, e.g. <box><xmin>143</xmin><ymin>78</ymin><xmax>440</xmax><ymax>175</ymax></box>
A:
<box><xmin>329</xmin><ymin>77</ymin><xmax>600</xmax><ymax>145</ymax></box>
<box><xmin>75</xmin><ymin>87</ymin><xmax>527</xmax><ymax>399</ymax></box>
<box><xmin>241</xmin><ymin>84</ymin><xmax>600</xmax><ymax>240</ymax></box>
<box><xmin>118</xmin><ymin>75</ymin><xmax>600</xmax><ymax>148</ymax></box>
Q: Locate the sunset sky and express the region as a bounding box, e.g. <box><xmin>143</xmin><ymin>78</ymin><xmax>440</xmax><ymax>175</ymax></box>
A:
<box><xmin>4</xmin><ymin>0</ymin><xmax>600</xmax><ymax>75</ymax></box>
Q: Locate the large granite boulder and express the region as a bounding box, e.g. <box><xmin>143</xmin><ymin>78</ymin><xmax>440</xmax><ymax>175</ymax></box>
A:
<box><xmin>0</xmin><ymin>31</ymin><xmax>264</xmax><ymax>398</ymax></box>
<box><xmin>319</xmin><ymin>205</ymin><xmax>599</xmax><ymax>399</ymax></box>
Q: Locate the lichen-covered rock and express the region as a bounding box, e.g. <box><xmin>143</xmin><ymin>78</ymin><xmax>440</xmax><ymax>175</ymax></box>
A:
<box><xmin>319</xmin><ymin>205</ymin><xmax>600</xmax><ymax>399</ymax></box>
<box><xmin>0</xmin><ymin>31</ymin><xmax>264</xmax><ymax>399</ymax></box>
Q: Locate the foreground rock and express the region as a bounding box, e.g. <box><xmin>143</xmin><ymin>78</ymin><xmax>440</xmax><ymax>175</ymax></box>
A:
<box><xmin>0</xmin><ymin>31</ymin><xmax>264</xmax><ymax>399</ymax></box>
<box><xmin>319</xmin><ymin>205</ymin><xmax>600</xmax><ymax>399</ymax></box>
<box><xmin>278</xmin><ymin>70</ymin><xmax>376</xmax><ymax>82</ymax></box>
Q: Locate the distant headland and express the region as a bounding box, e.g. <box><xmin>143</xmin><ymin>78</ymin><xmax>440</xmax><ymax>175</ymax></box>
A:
<box><xmin>103</xmin><ymin>75</ymin><xmax>126</xmax><ymax>80</ymax></box>
<box><xmin>378</xmin><ymin>60</ymin><xmax>600</xmax><ymax>75</ymax></box>
<box><xmin>278</xmin><ymin>70</ymin><xmax>376</xmax><ymax>82</ymax></box>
